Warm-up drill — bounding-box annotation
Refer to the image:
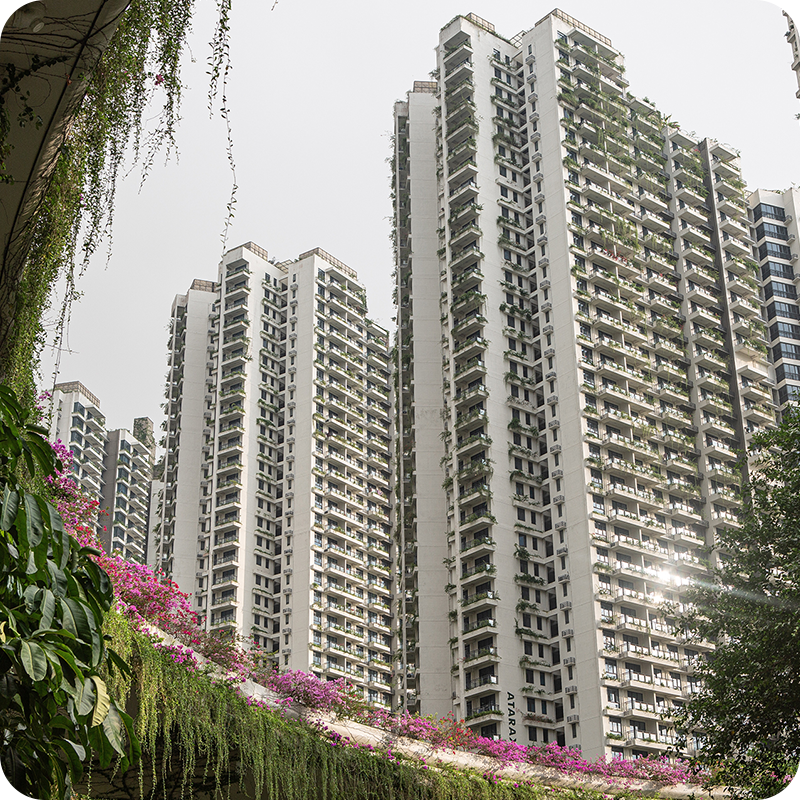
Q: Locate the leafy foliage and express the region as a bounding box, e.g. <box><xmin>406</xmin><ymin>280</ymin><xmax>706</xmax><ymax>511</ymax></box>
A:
<box><xmin>676</xmin><ymin>405</ymin><xmax>800</xmax><ymax>797</ymax></box>
<box><xmin>0</xmin><ymin>384</ymin><xmax>137</xmax><ymax>798</ymax></box>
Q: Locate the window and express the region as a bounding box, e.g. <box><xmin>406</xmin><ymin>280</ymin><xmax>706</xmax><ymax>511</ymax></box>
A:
<box><xmin>779</xmin><ymin>384</ymin><xmax>800</xmax><ymax>405</ymax></box>
<box><xmin>776</xmin><ymin>363</ymin><xmax>800</xmax><ymax>383</ymax></box>
<box><xmin>765</xmin><ymin>281</ymin><xmax>797</xmax><ymax>300</ymax></box>
<box><xmin>756</xmin><ymin>222</ymin><xmax>789</xmax><ymax>241</ymax></box>
<box><xmin>774</xmin><ymin>342</ymin><xmax>800</xmax><ymax>362</ymax></box>
<box><xmin>763</xmin><ymin>260</ymin><xmax>794</xmax><ymax>280</ymax></box>
<box><xmin>767</xmin><ymin>301</ymin><xmax>800</xmax><ymax>320</ymax></box>
<box><xmin>753</xmin><ymin>203</ymin><xmax>786</xmax><ymax>222</ymax></box>
<box><xmin>759</xmin><ymin>241</ymin><xmax>792</xmax><ymax>260</ymax></box>
<box><xmin>772</xmin><ymin>321</ymin><xmax>800</xmax><ymax>341</ymax></box>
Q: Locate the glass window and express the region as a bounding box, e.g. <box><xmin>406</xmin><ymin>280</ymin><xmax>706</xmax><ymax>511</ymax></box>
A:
<box><xmin>763</xmin><ymin>261</ymin><xmax>794</xmax><ymax>280</ymax></box>
<box><xmin>759</xmin><ymin>241</ymin><xmax>792</xmax><ymax>260</ymax></box>
<box><xmin>776</xmin><ymin>363</ymin><xmax>800</xmax><ymax>383</ymax></box>
<box><xmin>774</xmin><ymin>342</ymin><xmax>800</xmax><ymax>362</ymax></box>
<box><xmin>753</xmin><ymin>203</ymin><xmax>786</xmax><ymax>222</ymax></box>
<box><xmin>767</xmin><ymin>301</ymin><xmax>800</xmax><ymax>321</ymax></box>
<box><xmin>756</xmin><ymin>222</ymin><xmax>789</xmax><ymax>241</ymax></box>
<box><xmin>765</xmin><ymin>281</ymin><xmax>797</xmax><ymax>300</ymax></box>
<box><xmin>772</xmin><ymin>321</ymin><xmax>800</xmax><ymax>341</ymax></box>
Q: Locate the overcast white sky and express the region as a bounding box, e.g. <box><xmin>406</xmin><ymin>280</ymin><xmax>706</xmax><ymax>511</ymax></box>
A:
<box><xmin>4</xmin><ymin>0</ymin><xmax>800</xmax><ymax>432</ymax></box>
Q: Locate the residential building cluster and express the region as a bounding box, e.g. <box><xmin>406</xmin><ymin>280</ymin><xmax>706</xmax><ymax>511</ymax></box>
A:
<box><xmin>53</xmin><ymin>8</ymin><xmax>800</xmax><ymax>761</ymax></box>
<box><xmin>49</xmin><ymin>381</ymin><xmax>155</xmax><ymax>562</ymax></box>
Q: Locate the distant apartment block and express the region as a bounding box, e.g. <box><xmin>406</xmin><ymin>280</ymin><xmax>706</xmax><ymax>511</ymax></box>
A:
<box><xmin>748</xmin><ymin>188</ymin><xmax>800</xmax><ymax>413</ymax></box>
<box><xmin>49</xmin><ymin>381</ymin><xmax>154</xmax><ymax>562</ymax></box>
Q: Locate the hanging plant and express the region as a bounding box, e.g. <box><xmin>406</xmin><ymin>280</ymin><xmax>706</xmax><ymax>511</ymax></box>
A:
<box><xmin>0</xmin><ymin>0</ymin><xmax>235</xmax><ymax>404</ymax></box>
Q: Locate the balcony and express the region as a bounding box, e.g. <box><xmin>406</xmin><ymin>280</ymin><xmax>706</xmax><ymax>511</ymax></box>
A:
<box><xmin>465</xmin><ymin>674</ymin><xmax>499</xmax><ymax>692</ymax></box>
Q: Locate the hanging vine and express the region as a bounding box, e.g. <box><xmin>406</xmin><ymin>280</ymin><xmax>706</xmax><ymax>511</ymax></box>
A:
<box><xmin>1</xmin><ymin>0</ymin><xmax>236</xmax><ymax>405</ymax></box>
<box><xmin>90</xmin><ymin>611</ymin><xmax>642</xmax><ymax>800</ymax></box>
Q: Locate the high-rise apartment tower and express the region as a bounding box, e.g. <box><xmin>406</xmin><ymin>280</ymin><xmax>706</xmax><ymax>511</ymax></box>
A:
<box><xmin>748</xmin><ymin>187</ymin><xmax>800</xmax><ymax>414</ymax></box>
<box><xmin>394</xmin><ymin>10</ymin><xmax>773</xmax><ymax>760</ymax></box>
<box><xmin>157</xmin><ymin>243</ymin><xmax>394</xmax><ymax>707</ymax></box>
<box><xmin>50</xmin><ymin>381</ymin><xmax>154</xmax><ymax>562</ymax></box>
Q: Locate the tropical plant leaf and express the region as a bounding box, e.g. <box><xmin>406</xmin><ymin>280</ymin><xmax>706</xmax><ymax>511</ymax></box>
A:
<box><xmin>100</xmin><ymin>703</ymin><xmax>125</xmax><ymax>756</ymax></box>
<box><xmin>90</xmin><ymin>675</ymin><xmax>110</xmax><ymax>727</ymax></box>
<box><xmin>0</xmin><ymin>486</ymin><xmax>18</xmax><ymax>531</ymax></box>
<box><xmin>20</xmin><ymin>639</ymin><xmax>48</xmax><ymax>681</ymax></box>
<box><xmin>47</xmin><ymin>560</ymin><xmax>68</xmax><ymax>597</ymax></box>
<box><xmin>74</xmin><ymin>676</ymin><xmax>95</xmax><ymax>718</ymax></box>
<box><xmin>60</xmin><ymin>598</ymin><xmax>90</xmax><ymax>641</ymax></box>
<box><xmin>53</xmin><ymin>738</ymin><xmax>85</xmax><ymax>781</ymax></box>
<box><xmin>23</xmin><ymin>492</ymin><xmax>44</xmax><ymax>548</ymax></box>
<box><xmin>38</xmin><ymin>588</ymin><xmax>55</xmax><ymax>631</ymax></box>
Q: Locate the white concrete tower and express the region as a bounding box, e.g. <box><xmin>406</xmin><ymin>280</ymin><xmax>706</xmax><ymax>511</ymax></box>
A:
<box><xmin>161</xmin><ymin>244</ymin><xmax>394</xmax><ymax>708</ymax></box>
<box><xmin>394</xmin><ymin>10</ymin><xmax>772</xmax><ymax>759</ymax></box>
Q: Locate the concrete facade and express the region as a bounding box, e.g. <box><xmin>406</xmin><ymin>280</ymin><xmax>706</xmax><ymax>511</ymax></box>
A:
<box><xmin>394</xmin><ymin>10</ymin><xmax>773</xmax><ymax>760</ymax></box>
<box><xmin>159</xmin><ymin>244</ymin><xmax>394</xmax><ymax>707</ymax></box>
<box><xmin>50</xmin><ymin>381</ymin><xmax>154</xmax><ymax>562</ymax></box>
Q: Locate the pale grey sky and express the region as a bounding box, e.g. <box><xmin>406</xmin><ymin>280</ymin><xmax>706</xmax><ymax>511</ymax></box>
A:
<box><xmin>7</xmin><ymin>0</ymin><xmax>800</xmax><ymax>432</ymax></box>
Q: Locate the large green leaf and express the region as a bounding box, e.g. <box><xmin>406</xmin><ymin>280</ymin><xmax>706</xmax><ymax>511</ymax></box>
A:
<box><xmin>99</xmin><ymin>702</ymin><xmax>125</xmax><ymax>757</ymax></box>
<box><xmin>60</xmin><ymin>598</ymin><xmax>90</xmax><ymax>641</ymax></box>
<box><xmin>23</xmin><ymin>492</ymin><xmax>44</xmax><ymax>548</ymax></box>
<box><xmin>0</xmin><ymin>486</ymin><xmax>18</xmax><ymax>531</ymax></box>
<box><xmin>74</xmin><ymin>677</ymin><xmax>95</xmax><ymax>718</ymax></box>
<box><xmin>22</xmin><ymin>584</ymin><xmax>40</xmax><ymax>612</ymax></box>
<box><xmin>52</xmin><ymin>738</ymin><xmax>85</xmax><ymax>779</ymax></box>
<box><xmin>20</xmin><ymin>640</ymin><xmax>48</xmax><ymax>681</ymax></box>
<box><xmin>90</xmin><ymin>675</ymin><xmax>110</xmax><ymax>727</ymax></box>
<box><xmin>47</xmin><ymin>560</ymin><xmax>68</xmax><ymax>597</ymax></box>
<box><xmin>38</xmin><ymin>588</ymin><xmax>55</xmax><ymax>632</ymax></box>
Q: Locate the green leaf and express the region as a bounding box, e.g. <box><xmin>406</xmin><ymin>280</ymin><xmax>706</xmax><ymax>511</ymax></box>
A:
<box><xmin>105</xmin><ymin>645</ymin><xmax>130</xmax><ymax>678</ymax></box>
<box><xmin>47</xmin><ymin>560</ymin><xmax>68</xmax><ymax>597</ymax></box>
<box><xmin>74</xmin><ymin>677</ymin><xmax>95</xmax><ymax>717</ymax></box>
<box><xmin>88</xmin><ymin>721</ymin><xmax>115</xmax><ymax>769</ymax></box>
<box><xmin>60</xmin><ymin>599</ymin><xmax>91</xmax><ymax>643</ymax></box>
<box><xmin>0</xmin><ymin>485</ymin><xmax>18</xmax><ymax>531</ymax></box>
<box><xmin>20</xmin><ymin>639</ymin><xmax>48</xmax><ymax>680</ymax></box>
<box><xmin>90</xmin><ymin>675</ymin><xmax>110</xmax><ymax>726</ymax></box>
<box><xmin>22</xmin><ymin>584</ymin><xmax>40</xmax><ymax>612</ymax></box>
<box><xmin>52</xmin><ymin>738</ymin><xmax>85</xmax><ymax>780</ymax></box>
<box><xmin>118</xmin><ymin>707</ymin><xmax>141</xmax><ymax>766</ymax></box>
<box><xmin>25</xmin><ymin>434</ymin><xmax>57</xmax><ymax>478</ymax></box>
<box><xmin>100</xmin><ymin>703</ymin><xmax>125</xmax><ymax>756</ymax></box>
<box><xmin>42</xmin><ymin>646</ymin><xmax>63</xmax><ymax>687</ymax></box>
<box><xmin>23</xmin><ymin>491</ymin><xmax>44</xmax><ymax>548</ymax></box>
<box><xmin>38</xmin><ymin>588</ymin><xmax>55</xmax><ymax>631</ymax></box>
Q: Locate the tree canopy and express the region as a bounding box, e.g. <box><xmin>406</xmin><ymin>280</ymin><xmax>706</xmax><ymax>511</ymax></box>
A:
<box><xmin>676</xmin><ymin>406</ymin><xmax>800</xmax><ymax>798</ymax></box>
